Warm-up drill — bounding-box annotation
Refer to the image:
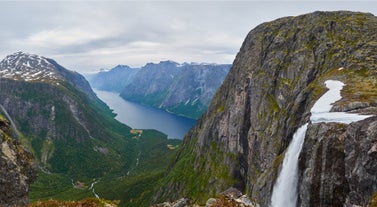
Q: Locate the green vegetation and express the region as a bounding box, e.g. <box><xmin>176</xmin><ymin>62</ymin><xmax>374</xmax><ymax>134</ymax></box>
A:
<box><xmin>156</xmin><ymin>138</ymin><xmax>237</xmax><ymax>205</ymax></box>
<box><xmin>121</xmin><ymin>91</ymin><xmax>205</xmax><ymax>119</ymax></box>
<box><xmin>0</xmin><ymin>78</ymin><xmax>182</xmax><ymax>206</ymax></box>
<box><xmin>30</xmin><ymin>126</ymin><xmax>180</xmax><ymax>206</ymax></box>
<box><xmin>370</xmin><ymin>192</ymin><xmax>377</xmax><ymax>207</ymax></box>
<box><xmin>168</xmin><ymin>101</ymin><xmax>207</xmax><ymax>119</ymax></box>
<box><xmin>29</xmin><ymin>198</ymin><xmax>119</xmax><ymax>207</ymax></box>
<box><xmin>121</xmin><ymin>91</ymin><xmax>168</xmax><ymax>110</ymax></box>
<box><xmin>30</xmin><ymin>170</ymin><xmax>92</xmax><ymax>201</ymax></box>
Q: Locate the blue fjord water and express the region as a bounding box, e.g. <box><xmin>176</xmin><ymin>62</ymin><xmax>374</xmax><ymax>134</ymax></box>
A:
<box><xmin>94</xmin><ymin>89</ymin><xmax>196</xmax><ymax>139</ymax></box>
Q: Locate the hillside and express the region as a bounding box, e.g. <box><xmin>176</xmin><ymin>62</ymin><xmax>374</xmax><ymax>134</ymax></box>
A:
<box><xmin>0</xmin><ymin>52</ymin><xmax>180</xmax><ymax>206</ymax></box>
<box><xmin>89</xmin><ymin>61</ymin><xmax>231</xmax><ymax>119</ymax></box>
<box><xmin>154</xmin><ymin>11</ymin><xmax>377</xmax><ymax>207</ymax></box>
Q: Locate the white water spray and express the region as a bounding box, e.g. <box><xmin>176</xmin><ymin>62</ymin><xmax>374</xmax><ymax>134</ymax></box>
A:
<box><xmin>0</xmin><ymin>104</ymin><xmax>21</xmax><ymax>138</ymax></box>
<box><xmin>270</xmin><ymin>123</ymin><xmax>308</xmax><ymax>207</ymax></box>
<box><xmin>270</xmin><ymin>80</ymin><xmax>372</xmax><ymax>207</ymax></box>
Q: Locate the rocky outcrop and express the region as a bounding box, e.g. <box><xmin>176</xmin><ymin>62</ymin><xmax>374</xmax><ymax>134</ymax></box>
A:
<box><xmin>152</xmin><ymin>188</ymin><xmax>257</xmax><ymax>207</ymax></box>
<box><xmin>298</xmin><ymin>122</ymin><xmax>348</xmax><ymax>207</ymax></box>
<box><xmin>298</xmin><ymin>116</ymin><xmax>377</xmax><ymax>207</ymax></box>
<box><xmin>344</xmin><ymin>116</ymin><xmax>377</xmax><ymax>205</ymax></box>
<box><xmin>155</xmin><ymin>11</ymin><xmax>377</xmax><ymax>207</ymax></box>
<box><xmin>0</xmin><ymin>115</ymin><xmax>36</xmax><ymax>206</ymax></box>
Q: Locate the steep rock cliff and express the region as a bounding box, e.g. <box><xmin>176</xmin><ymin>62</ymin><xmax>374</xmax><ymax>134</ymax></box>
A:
<box><xmin>0</xmin><ymin>115</ymin><xmax>36</xmax><ymax>206</ymax></box>
<box><xmin>155</xmin><ymin>11</ymin><xmax>377</xmax><ymax>206</ymax></box>
<box><xmin>299</xmin><ymin>116</ymin><xmax>377</xmax><ymax>207</ymax></box>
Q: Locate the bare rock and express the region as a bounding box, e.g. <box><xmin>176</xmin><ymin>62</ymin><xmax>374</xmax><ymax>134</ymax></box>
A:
<box><xmin>298</xmin><ymin>117</ymin><xmax>377</xmax><ymax>206</ymax></box>
<box><xmin>0</xmin><ymin>116</ymin><xmax>36</xmax><ymax>206</ymax></box>
<box><xmin>205</xmin><ymin>198</ymin><xmax>217</xmax><ymax>207</ymax></box>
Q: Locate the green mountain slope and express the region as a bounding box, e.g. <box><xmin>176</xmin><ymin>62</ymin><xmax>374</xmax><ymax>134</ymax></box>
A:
<box><xmin>0</xmin><ymin>52</ymin><xmax>180</xmax><ymax>206</ymax></box>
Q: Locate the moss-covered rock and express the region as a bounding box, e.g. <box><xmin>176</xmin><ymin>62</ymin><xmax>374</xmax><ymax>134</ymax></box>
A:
<box><xmin>0</xmin><ymin>115</ymin><xmax>37</xmax><ymax>206</ymax></box>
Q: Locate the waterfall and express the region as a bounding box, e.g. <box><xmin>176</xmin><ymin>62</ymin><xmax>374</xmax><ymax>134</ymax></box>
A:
<box><xmin>270</xmin><ymin>80</ymin><xmax>372</xmax><ymax>207</ymax></box>
<box><xmin>0</xmin><ymin>104</ymin><xmax>21</xmax><ymax>139</ymax></box>
<box><xmin>270</xmin><ymin>123</ymin><xmax>308</xmax><ymax>207</ymax></box>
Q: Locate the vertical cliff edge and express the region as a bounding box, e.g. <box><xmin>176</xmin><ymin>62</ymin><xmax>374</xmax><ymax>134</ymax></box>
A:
<box><xmin>0</xmin><ymin>114</ymin><xmax>36</xmax><ymax>206</ymax></box>
<box><xmin>154</xmin><ymin>11</ymin><xmax>377</xmax><ymax>207</ymax></box>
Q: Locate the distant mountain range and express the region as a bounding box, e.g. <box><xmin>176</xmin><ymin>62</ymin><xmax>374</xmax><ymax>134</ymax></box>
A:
<box><xmin>89</xmin><ymin>65</ymin><xmax>139</xmax><ymax>92</ymax></box>
<box><xmin>88</xmin><ymin>61</ymin><xmax>231</xmax><ymax>119</ymax></box>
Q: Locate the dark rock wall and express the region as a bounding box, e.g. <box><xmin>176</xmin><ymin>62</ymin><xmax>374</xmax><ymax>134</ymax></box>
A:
<box><xmin>0</xmin><ymin>116</ymin><xmax>36</xmax><ymax>206</ymax></box>
<box><xmin>298</xmin><ymin>123</ymin><xmax>348</xmax><ymax>207</ymax></box>
<box><xmin>299</xmin><ymin>117</ymin><xmax>377</xmax><ymax>207</ymax></box>
<box><xmin>345</xmin><ymin>117</ymin><xmax>377</xmax><ymax>205</ymax></box>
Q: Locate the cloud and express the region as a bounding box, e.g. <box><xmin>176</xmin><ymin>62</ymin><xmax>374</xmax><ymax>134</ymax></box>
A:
<box><xmin>28</xmin><ymin>28</ymin><xmax>103</xmax><ymax>46</ymax></box>
<box><xmin>0</xmin><ymin>1</ymin><xmax>377</xmax><ymax>73</ymax></box>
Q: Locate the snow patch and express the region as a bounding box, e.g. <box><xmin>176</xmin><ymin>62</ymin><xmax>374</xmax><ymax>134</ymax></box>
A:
<box><xmin>310</xmin><ymin>80</ymin><xmax>372</xmax><ymax>124</ymax></box>
<box><xmin>0</xmin><ymin>52</ymin><xmax>62</xmax><ymax>82</ymax></box>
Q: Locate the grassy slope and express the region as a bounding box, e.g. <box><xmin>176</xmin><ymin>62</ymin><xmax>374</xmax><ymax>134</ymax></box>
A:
<box><xmin>30</xmin><ymin>131</ymin><xmax>181</xmax><ymax>207</ymax></box>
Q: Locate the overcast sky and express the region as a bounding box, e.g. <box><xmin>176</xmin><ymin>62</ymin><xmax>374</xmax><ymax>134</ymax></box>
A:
<box><xmin>1</xmin><ymin>1</ymin><xmax>376</xmax><ymax>74</ymax></box>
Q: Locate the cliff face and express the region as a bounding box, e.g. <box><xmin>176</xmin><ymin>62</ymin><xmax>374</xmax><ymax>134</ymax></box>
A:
<box><xmin>0</xmin><ymin>115</ymin><xmax>36</xmax><ymax>206</ymax></box>
<box><xmin>155</xmin><ymin>11</ymin><xmax>377</xmax><ymax>206</ymax></box>
<box><xmin>299</xmin><ymin>116</ymin><xmax>377</xmax><ymax>206</ymax></box>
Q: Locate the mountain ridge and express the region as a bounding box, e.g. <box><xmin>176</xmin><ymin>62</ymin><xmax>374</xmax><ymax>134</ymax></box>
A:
<box><xmin>89</xmin><ymin>61</ymin><xmax>231</xmax><ymax>119</ymax></box>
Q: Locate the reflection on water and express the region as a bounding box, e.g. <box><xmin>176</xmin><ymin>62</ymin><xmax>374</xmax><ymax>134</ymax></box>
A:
<box><xmin>94</xmin><ymin>89</ymin><xmax>196</xmax><ymax>139</ymax></box>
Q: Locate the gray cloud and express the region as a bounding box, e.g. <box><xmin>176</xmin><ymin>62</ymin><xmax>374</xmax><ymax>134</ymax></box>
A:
<box><xmin>1</xmin><ymin>1</ymin><xmax>377</xmax><ymax>73</ymax></box>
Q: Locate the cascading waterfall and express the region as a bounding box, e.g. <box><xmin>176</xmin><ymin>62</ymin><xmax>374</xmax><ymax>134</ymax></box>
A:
<box><xmin>270</xmin><ymin>80</ymin><xmax>372</xmax><ymax>207</ymax></box>
<box><xmin>270</xmin><ymin>123</ymin><xmax>308</xmax><ymax>207</ymax></box>
<box><xmin>0</xmin><ymin>104</ymin><xmax>21</xmax><ymax>138</ymax></box>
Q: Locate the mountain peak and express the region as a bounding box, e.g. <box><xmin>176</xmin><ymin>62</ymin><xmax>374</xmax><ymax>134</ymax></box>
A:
<box><xmin>0</xmin><ymin>52</ymin><xmax>62</xmax><ymax>82</ymax></box>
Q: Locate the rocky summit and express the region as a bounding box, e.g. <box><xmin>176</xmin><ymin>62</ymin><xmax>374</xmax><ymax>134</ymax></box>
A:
<box><xmin>0</xmin><ymin>52</ymin><xmax>96</xmax><ymax>99</ymax></box>
<box><xmin>0</xmin><ymin>52</ymin><xmax>61</xmax><ymax>82</ymax></box>
<box><xmin>154</xmin><ymin>11</ymin><xmax>377</xmax><ymax>207</ymax></box>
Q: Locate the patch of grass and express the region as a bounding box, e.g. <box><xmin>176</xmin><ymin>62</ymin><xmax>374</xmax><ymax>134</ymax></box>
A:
<box><xmin>29</xmin><ymin>198</ymin><xmax>119</xmax><ymax>207</ymax></box>
<box><xmin>30</xmin><ymin>170</ymin><xmax>89</xmax><ymax>201</ymax></box>
<box><xmin>370</xmin><ymin>192</ymin><xmax>377</xmax><ymax>207</ymax></box>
